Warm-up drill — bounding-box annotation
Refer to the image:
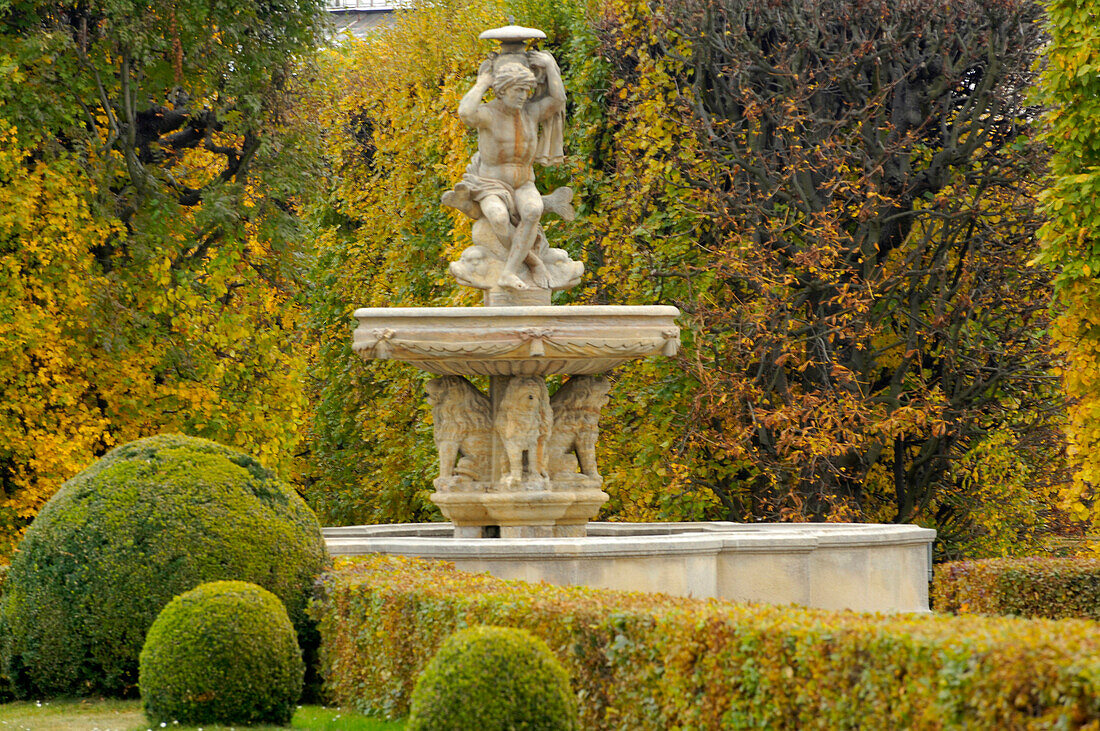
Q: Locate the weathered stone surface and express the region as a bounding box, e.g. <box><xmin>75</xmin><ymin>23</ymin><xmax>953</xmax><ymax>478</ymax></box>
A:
<box><xmin>424</xmin><ymin>376</ymin><xmax>492</xmax><ymax>483</ymax></box>
<box><xmin>548</xmin><ymin>376</ymin><xmax>610</xmax><ymax>480</ymax></box>
<box><xmin>440</xmin><ymin>29</ymin><xmax>582</xmax><ymax>300</ymax></box>
<box><xmin>423</xmin><ymin>373</ymin><xmax>612</xmax><ymax>533</ymax></box>
<box><xmin>494</xmin><ymin>376</ymin><xmax>552</xmax><ymax>488</ymax></box>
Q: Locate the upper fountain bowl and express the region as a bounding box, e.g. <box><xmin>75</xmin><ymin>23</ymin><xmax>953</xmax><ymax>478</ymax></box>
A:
<box><xmin>353</xmin><ymin>305</ymin><xmax>680</xmax><ymax>376</ymax></box>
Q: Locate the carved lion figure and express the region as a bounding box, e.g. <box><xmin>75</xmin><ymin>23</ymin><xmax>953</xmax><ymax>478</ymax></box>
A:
<box><xmin>494</xmin><ymin>376</ymin><xmax>552</xmax><ymax>487</ymax></box>
<box><xmin>548</xmin><ymin>376</ymin><xmax>611</xmax><ymax>479</ymax></box>
<box><xmin>424</xmin><ymin>376</ymin><xmax>492</xmax><ymax>482</ymax></box>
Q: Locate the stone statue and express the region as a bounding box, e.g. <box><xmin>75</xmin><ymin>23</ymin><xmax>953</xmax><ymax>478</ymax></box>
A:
<box><xmin>425</xmin><ymin>376</ymin><xmax>492</xmax><ymax>484</ymax></box>
<box><xmin>548</xmin><ymin>376</ymin><xmax>611</xmax><ymax>481</ymax></box>
<box><xmin>494</xmin><ymin>376</ymin><xmax>552</xmax><ymax>488</ymax></box>
<box><xmin>443</xmin><ymin>26</ymin><xmax>584</xmax><ymax>301</ymax></box>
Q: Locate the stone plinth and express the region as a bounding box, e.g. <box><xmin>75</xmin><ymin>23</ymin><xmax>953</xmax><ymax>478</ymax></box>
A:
<box><xmin>432</xmin><ymin>488</ymin><xmax>608</xmax><ymax>538</ymax></box>
<box><xmin>323</xmin><ymin>522</ymin><xmax>936</xmax><ymax>613</ymax></box>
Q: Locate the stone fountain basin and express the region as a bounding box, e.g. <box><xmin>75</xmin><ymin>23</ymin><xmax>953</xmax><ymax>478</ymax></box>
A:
<box><xmin>323</xmin><ymin>521</ymin><xmax>936</xmax><ymax>613</ymax></box>
<box><xmin>352</xmin><ymin>305</ymin><xmax>681</xmax><ymax>376</ymax></box>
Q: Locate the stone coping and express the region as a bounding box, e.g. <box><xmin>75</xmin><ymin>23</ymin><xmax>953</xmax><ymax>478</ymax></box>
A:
<box><xmin>323</xmin><ymin>521</ymin><xmax>936</xmax><ymax>558</ymax></box>
<box><xmin>323</xmin><ymin>521</ymin><xmax>935</xmax><ymax>611</ymax></box>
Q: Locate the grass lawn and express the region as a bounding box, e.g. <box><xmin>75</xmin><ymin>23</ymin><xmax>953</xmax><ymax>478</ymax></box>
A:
<box><xmin>0</xmin><ymin>699</ymin><xmax>405</xmax><ymax>731</ymax></box>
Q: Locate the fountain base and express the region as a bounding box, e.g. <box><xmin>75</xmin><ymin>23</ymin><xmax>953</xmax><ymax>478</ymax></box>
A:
<box><xmin>432</xmin><ymin>487</ymin><xmax>609</xmax><ymax>538</ymax></box>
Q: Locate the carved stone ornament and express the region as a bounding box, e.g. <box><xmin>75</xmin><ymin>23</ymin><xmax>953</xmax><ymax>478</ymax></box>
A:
<box><xmin>548</xmin><ymin>375</ymin><xmax>610</xmax><ymax>482</ymax></box>
<box><xmin>423</xmin><ymin>374</ymin><xmax>614</xmax><ymax>534</ymax></box>
<box><xmin>424</xmin><ymin>376</ymin><xmax>492</xmax><ymax>484</ymax></box>
<box><xmin>495</xmin><ymin>376</ymin><xmax>552</xmax><ymax>488</ymax></box>
<box><xmin>353</xmin><ymin>305</ymin><xmax>680</xmax><ymax>376</ymax></box>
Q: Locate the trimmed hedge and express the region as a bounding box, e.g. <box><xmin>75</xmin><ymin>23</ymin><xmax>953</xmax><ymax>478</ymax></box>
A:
<box><xmin>1</xmin><ymin>434</ymin><xmax>327</xmax><ymax>697</ymax></box>
<box><xmin>140</xmin><ymin>581</ymin><xmax>304</xmax><ymax>726</ymax></box>
<box><xmin>407</xmin><ymin>625</ymin><xmax>578</xmax><ymax>731</ymax></box>
<box><xmin>934</xmin><ymin>557</ymin><xmax>1100</xmax><ymax>619</ymax></box>
<box><xmin>313</xmin><ymin>555</ymin><xmax>1100</xmax><ymax>730</ymax></box>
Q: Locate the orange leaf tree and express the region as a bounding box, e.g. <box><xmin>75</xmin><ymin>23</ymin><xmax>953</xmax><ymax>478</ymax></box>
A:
<box><xmin>599</xmin><ymin>0</ymin><xmax>1064</xmax><ymax>554</ymax></box>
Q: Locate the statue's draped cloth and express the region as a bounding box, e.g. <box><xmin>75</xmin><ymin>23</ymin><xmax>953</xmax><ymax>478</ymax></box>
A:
<box><xmin>535</xmin><ymin>109</ymin><xmax>565</xmax><ymax>167</ymax></box>
<box><xmin>444</xmin><ymin>154</ymin><xmax>516</xmax><ymax>222</ymax></box>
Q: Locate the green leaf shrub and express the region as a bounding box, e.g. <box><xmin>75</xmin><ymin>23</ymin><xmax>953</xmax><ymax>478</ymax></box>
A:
<box><xmin>0</xmin><ymin>434</ymin><xmax>327</xmax><ymax>698</ymax></box>
<box><xmin>139</xmin><ymin>580</ymin><xmax>304</xmax><ymax>726</ymax></box>
<box><xmin>314</xmin><ymin>555</ymin><xmax>1100</xmax><ymax>729</ymax></box>
<box><xmin>407</xmin><ymin>625</ymin><xmax>578</xmax><ymax>731</ymax></box>
<box><xmin>933</xmin><ymin>557</ymin><xmax>1100</xmax><ymax>619</ymax></box>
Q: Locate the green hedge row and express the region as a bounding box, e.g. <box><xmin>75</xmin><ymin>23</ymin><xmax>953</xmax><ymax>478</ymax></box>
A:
<box><xmin>313</xmin><ymin>556</ymin><xmax>1100</xmax><ymax>730</ymax></box>
<box><xmin>934</xmin><ymin>557</ymin><xmax>1100</xmax><ymax>619</ymax></box>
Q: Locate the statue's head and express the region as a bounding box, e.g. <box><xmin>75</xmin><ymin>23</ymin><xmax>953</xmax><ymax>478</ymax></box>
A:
<box><xmin>493</xmin><ymin>62</ymin><xmax>537</xmax><ymax>109</ymax></box>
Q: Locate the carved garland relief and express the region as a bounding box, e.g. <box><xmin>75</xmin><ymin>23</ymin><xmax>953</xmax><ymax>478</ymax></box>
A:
<box><xmin>357</xmin><ymin>330</ymin><xmax>678</xmax><ymax>363</ymax></box>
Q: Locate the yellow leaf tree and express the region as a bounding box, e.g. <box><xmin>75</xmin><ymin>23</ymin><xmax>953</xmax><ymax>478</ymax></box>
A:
<box><xmin>1035</xmin><ymin>0</ymin><xmax>1100</xmax><ymax>550</ymax></box>
<box><xmin>0</xmin><ymin>0</ymin><xmax>325</xmax><ymax>555</ymax></box>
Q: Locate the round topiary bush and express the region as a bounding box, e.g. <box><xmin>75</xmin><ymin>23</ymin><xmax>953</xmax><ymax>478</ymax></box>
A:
<box><xmin>0</xmin><ymin>434</ymin><xmax>327</xmax><ymax>698</ymax></box>
<box><xmin>140</xmin><ymin>580</ymin><xmax>304</xmax><ymax>726</ymax></box>
<box><xmin>407</xmin><ymin>625</ymin><xmax>579</xmax><ymax>731</ymax></box>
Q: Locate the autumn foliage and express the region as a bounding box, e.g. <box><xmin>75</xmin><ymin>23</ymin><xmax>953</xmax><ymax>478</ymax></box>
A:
<box><xmin>934</xmin><ymin>557</ymin><xmax>1100</xmax><ymax>619</ymax></box>
<box><xmin>602</xmin><ymin>0</ymin><xmax>1064</xmax><ymax>549</ymax></box>
<box><xmin>298</xmin><ymin>0</ymin><xmax>1066</xmax><ymax>557</ymax></box>
<box><xmin>0</xmin><ymin>0</ymin><xmax>1082</xmax><ymax>558</ymax></box>
<box><xmin>0</xmin><ymin>127</ymin><xmax>118</xmax><ymax>546</ymax></box>
<box><xmin>1034</xmin><ymin>0</ymin><xmax>1100</xmax><ymax>546</ymax></box>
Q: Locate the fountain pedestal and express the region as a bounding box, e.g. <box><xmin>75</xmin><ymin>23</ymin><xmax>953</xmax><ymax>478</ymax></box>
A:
<box><xmin>348</xmin><ymin>26</ymin><xmax>686</xmax><ymax>537</ymax></box>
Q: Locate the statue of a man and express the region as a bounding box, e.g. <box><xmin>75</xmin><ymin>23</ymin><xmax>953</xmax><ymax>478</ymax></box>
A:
<box><xmin>452</xmin><ymin>51</ymin><xmax>566</xmax><ymax>291</ymax></box>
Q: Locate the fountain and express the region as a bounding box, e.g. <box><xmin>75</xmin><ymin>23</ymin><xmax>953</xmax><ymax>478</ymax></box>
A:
<box><xmin>327</xmin><ymin>25</ymin><xmax>935</xmax><ymax>612</ymax></box>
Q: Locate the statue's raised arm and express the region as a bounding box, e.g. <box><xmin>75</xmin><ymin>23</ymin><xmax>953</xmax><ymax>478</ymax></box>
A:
<box><xmin>458</xmin><ymin>60</ymin><xmax>495</xmax><ymax>129</ymax></box>
<box><xmin>528</xmin><ymin>51</ymin><xmax>565</xmax><ymax>119</ymax></box>
<box><xmin>441</xmin><ymin>25</ymin><xmax>582</xmax><ymax>306</ymax></box>
<box><xmin>527</xmin><ymin>50</ymin><xmax>566</xmax><ymax>166</ymax></box>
